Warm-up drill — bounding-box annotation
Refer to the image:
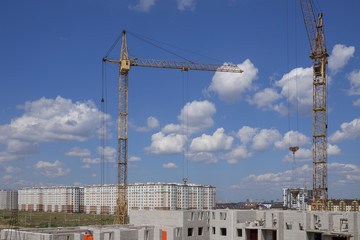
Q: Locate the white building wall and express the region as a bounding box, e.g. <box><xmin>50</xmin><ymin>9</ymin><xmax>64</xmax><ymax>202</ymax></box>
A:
<box><xmin>0</xmin><ymin>190</ymin><xmax>18</xmax><ymax>210</ymax></box>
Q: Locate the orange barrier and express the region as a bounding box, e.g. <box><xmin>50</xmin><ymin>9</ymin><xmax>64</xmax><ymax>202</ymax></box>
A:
<box><xmin>84</xmin><ymin>234</ymin><xmax>93</xmax><ymax>240</ymax></box>
<box><xmin>162</xmin><ymin>231</ymin><xmax>167</xmax><ymax>240</ymax></box>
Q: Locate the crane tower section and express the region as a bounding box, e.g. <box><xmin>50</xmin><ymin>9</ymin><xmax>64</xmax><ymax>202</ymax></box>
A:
<box><xmin>300</xmin><ymin>0</ymin><xmax>328</xmax><ymax>210</ymax></box>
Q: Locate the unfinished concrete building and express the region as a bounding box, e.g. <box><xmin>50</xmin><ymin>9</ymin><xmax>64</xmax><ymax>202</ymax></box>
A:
<box><xmin>2</xmin><ymin>209</ymin><xmax>358</xmax><ymax>240</ymax></box>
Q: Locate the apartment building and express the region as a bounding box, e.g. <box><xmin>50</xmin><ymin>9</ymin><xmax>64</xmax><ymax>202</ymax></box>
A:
<box><xmin>282</xmin><ymin>187</ymin><xmax>312</xmax><ymax>210</ymax></box>
<box><xmin>18</xmin><ymin>187</ymin><xmax>83</xmax><ymax>213</ymax></box>
<box><xmin>0</xmin><ymin>189</ymin><xmax>18</xmax><ymax>210</ymax></box>
<box><xmin>18</xmin><ymin>183</ymin><xmax>215</xmax><ymax>215</ymax></box>
<box><xmin>128</xmin><ymin>183</ymin><xmax>216</xmax><ymax>211</ymax></box>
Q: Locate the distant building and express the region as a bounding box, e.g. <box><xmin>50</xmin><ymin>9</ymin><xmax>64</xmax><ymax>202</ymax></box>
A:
<box><xmin>18</xmin><ymin>187</ymin><xmax>83</xmax><ymax>213</ymax></box>
<box><xmin>0</xmin><ymin>189</ymin><xmax>18</xmax><ymax>210</ymax></box>
<box><xmin>128</xmin><ymin>183</ymin><xmax>215</xmax><ymax>211</ymax></box>
<box><xmin>308</xmin><ymin>199</ymin><xmax>360</xmax><ymax>212</ymax></box>
<box><xmin>283</xmin><ymin>187</ymin><xmax>312</xmax><ymax>210</ymax></box>
<box><xmin>18</xmin><ymin>183</ymin><xmax>215</xmax><ymax>215</ymax></box>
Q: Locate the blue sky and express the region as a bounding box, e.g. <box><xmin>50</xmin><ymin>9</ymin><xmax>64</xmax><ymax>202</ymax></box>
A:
<box><xmin>1</xmin><ymin>0</ymin><xmax>360</xmax><ymax>202</ymax></box>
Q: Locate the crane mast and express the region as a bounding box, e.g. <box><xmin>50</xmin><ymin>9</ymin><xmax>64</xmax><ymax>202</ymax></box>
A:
<box><xmin>103</xmin><ymin>30</ymin><xmax>243</xmax><ymax>224</ymax></box>
<box><xmin>300</xmin><ymin>0</ymin><xmax>328</xmax><ymax>210</ymax></box>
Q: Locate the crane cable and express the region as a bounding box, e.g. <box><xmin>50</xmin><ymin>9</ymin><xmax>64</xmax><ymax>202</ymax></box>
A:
<box><xmin>182</xmin><ymin>70</ymin><xmax>190</xmax><ymax>183</ymax></box>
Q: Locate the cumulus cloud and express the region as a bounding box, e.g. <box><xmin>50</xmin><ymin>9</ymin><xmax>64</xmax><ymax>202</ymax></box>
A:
<box><xmin>348</xmin><ymin>69</ymin><xmax>360</xmax><ymax>95</ymax></box>
<box><xmin>247</xmin><ymin>88</ymin><xmax>282</xmax><ymax>110</ymax></box>
<box><xmin>190</xmin><ymin>128</ymin><xmax>233</xmax><ymax>152</ymax></box>
<box><xmin>274</xmin><ymin>67</ymin><xmax>313</xmax><ymax>115</ymax></box>
<box><xmin>129</xmin><ymin>0</ymin><xmax>156</xmax><ymax>12</ymax></box>
<box><xmin>328</xmin><ymin>44</ymin><xmax>355</xmax><ymax>74</ymax></box>
<box><xmin>81</xmin><ymin>164</ymin><xmax>90</xmax><ymax>169</ymax></box>
<box><xmin>0</xmin><ymin>96</ymin><xmax>105</xmax><ymax>162</ymax></box>
<box><xmin>282</xmin><ymin>148</ymin><xmax>312</xmax><ymax>163</ymax></box>
<box><xmin>162</xmin><ymin>162</ymin><xmax>178</xmax><ymax>168</ymax></box>
<box><xmin>207</xmin><ymin>59</ymin><xmax>258</xmax><ymax>102</ymax></box>
<box><xmin>65</xmin><ymin>147</ymin><xmax>91</xmax><ymax>157</ymax></box>
<box><xmin>34</xmin><ymin>160</ymin><xmax>70</xmax><ymax>178</ymax></box>
<box><xmin>231</xmin><ymin>164</ymin><xmax>312</xmax><ymax>188</ymax></box>
<box><xmin>327</xmin><ymin>143</ymin><xmax>341</xmax><ymax>156</ymax></box>
<box><xmin>329</xmin><ymin>117</ymin><xmax>360</xmax><ymax>142</ymax></box>
<box><xmin>130</xmin><ymin>116</ymin><xmax>159</xmax><ymax>132</ymax></box>
<box><xmin>4</xmin><ymin>166</ymin><xmax>22</xmax><ymax>173</ymax></box>
<box><xmin>82</xmin><ymin>158</ymin><xmax>101</xmax><ymax>164</ymax></box>
<box><xmin>145</xmin><ymin>132</ymin><xmax>186</xmax><ymax>155</ymax></box>
<box><xmin>353</xmin><ymin>99</ymin><xmax>360</xmax><ymax>107</ymax></box>
<box><xmin>187</xmin><ymin>152</ymin><xmax>218</xmax><ymax>164</ymax></box>
<box><xmin>236</xmin><ymin>126</ymin><xmax>258</xmax><ymax>145</ymax></box>
<box><xmin>162</xmin><ymin>100</ymin><xmax>216</xmax><ymax>135</ymax></box>
<box><xmin>251</xmin><ymin>129</ymin><xmax>281</xmax><ymax>152</ymax></box>
<box><xmin>97</xmin><ymin>146</ymin><xmax>116</xmax><ymax>163</ymax></box>
<box><xmin>221</xmin><ymin>145</ymin><xmax>252</xmax><ymax>164</ymax></box>
<box><xmin>129</xmin><ymin>156</ymin><xmax>141</xmax><ymax>162</ymax></box>
<box><xmin>177</xmin><ymin>0</ymin><xmax>196</xmax><ymax>11</ymax></box>
<box><xmin>274</xmin><ymin>131</ymin><xmax>311</xmax><ymax>150</ymax></box>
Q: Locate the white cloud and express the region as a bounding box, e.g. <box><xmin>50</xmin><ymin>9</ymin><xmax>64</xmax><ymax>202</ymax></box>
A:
<box><xmin>236</xmin><ymin>126</ymin><xmax>258</xmax><ymax>145</ymax></box>
<box><xmin>353</xmin><ymin>99</ymin><xmax>360</xmax><ymax>107</ymax></box>
<box><xmin>274</xmin><ymin>67</ymin><xmax>313</xmax><ymax>115</ymax></box>
<box><xmin>4</xmin><ymin>165</ymin><xmax>22</xmax><ymax>173</ymax></box>
<box><xmin>81</xmin><ymin>164</ymin><xmax>90</xmax><ymax>169</ymax></box>
<box><xmin>0</xmin><ymin>96</ymin><xmax>105</xmax><ymax>162</ymax></box>
<box><xmin>34</xmin><ymin>160</ymin><xmax>70</xmax><ymax>178</ymax></box>
<box><xmin>247</xmin><ymin>88</ymin><xmax>282</xmax><ymax>110</ymax></box>
<box><xmin>282</xmin><ymin>148</ymin><xmax>312</xmax><ymax>163</ymax></box>
<box><xmin>177</xmin><ymin>0</ymin><xmax>196</xmax><ymax>11</ymax></box>
<box><xmin>129</xmin><ymin>0</ymin><xmax>156</xmax><ymax>12</ymax></box>
<box><xmin>82</xmin><ymin>158</ymin><xmax>101</xmax><ymax>164</ymax></box>
<box><xmin>162</xmin><ymin>162</ymin><xmax>178</xmax><ymax>168</ymax></box>
<box><xmin>274</xmin><ymin>131</ymin><xmax>311</xmax><ymax>150</ymax></box>
<box><xmin>97</xmin><ymin>146</ymin><xmax>116</xmax><ymax>163</ymax></box>
<box><xmin>129</xmin><ymin>156</ymin><xmax>141</xmax><ymax>162</ymax></box>
<box><xmin>329</xmin><ymin>117</ymin><xmax>360</xmax><ymax>142</ymax></box>
<box><xmin>230</xmin><ymin>164</ymin><xmax>312</xmax><ymax>189</ymax></box>
<box><xmin>348</xmin><ymin>69</ymin><xmax>360</xmax><ymax>95</ymax></box>
<box><xmin>207</xmin><ymin>59</ymin><xmax>258</xmax><ymax>102</ymax></box>
<box><xmin>251</xmin><ymin>129</ymin><xmax>281</xmax><ymax>152</ymax></box>
<box><xmin>222</xmin><ymin>145</ymin><xmax>252</xmax><ymax>164</ymax></box>
<box><xmin>130</xmin><ymin>116</ymin><xmax>159</xmax><ymax>132</ymax></box>
<box><xmin>2</xmin><ymin>175</ymin><xmax>12</xmax><ymax>180</ymax></box>
<box><xmin>65</xmin><ymin>147</ymin><xmax>91</xmax><ymax>157</ymax></box>
<box><xmin>145</xmin><ymin>132</ymin><xmax>186</xmax><ymax>155</ymax></box>
<box><xmin>327</xmin><ymin>143</ymin><xmax>341</xmax><ymax>156</ymax></box>
<box><xmin>328</xmin><ymin>44</ymin><xmax>355</xmax><ymax>74</ymax></box>
<box><xmin>190</xmin><ymin>128</ymin><xmax>233</xmax><ymax>152</ymax></box>
<box><xmin>187</xmin><ymin>152</ymin><xmax>218</xmax><ymax>164</ymax></box>
<box><xmin>162</xmin><ymin>100</ymin><xmax>216</xmax><ymax>135</ymax></box>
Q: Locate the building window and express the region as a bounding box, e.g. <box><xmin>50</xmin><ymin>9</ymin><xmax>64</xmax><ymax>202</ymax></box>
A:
<box><xmin>176</xmin><ymin>228</ymin><xmax>181</xmax><ymax>237</ymax></box>
<box><xmin>237</xmin><ymin>229</ymin><xmax>242</xmax><ymax>237</ymax></box>
<box><xmin>188</xmin><ymin>228</ymin><xmax>193</xmax><ymax>237</ymax></box>
<box><xmin>198</xmin><ymin>227</ymin><xmax>203</xmax><ymax>236</ymax></box>
<box><xmin>212</xmin><ymin>227</ymin><xmax>215</xmax><ymax>235</ymax></box>
<box><xmin>212</xmin><ymin>212</ymin><xmax>215</xmax><ymax>220</ymax></box>
<box><xmin>220</xmin><ymin>228</ymin><xmax>227</xmax><ymax>236</ymax></box>
<box><xmin>220</xmin><ymin>212</ymin><xmax>227</xmax><ymax>220</ymax></box>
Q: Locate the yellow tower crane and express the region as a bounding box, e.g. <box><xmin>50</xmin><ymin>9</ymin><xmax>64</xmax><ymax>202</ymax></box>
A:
<box><xmin>103</xmin><ymin>30</ymin><xmax>243</xmax><ymax>224</ymax></box>
<box><xmin>300</xmin><ymin>0</ymin><xmax>328</xmax><ymax>210</ymax></box>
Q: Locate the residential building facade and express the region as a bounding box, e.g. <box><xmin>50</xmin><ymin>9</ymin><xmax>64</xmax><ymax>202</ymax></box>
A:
<box><xmin>18</xmin><ymin>183</ymin><xmax>215</xmax><ymax>215</ymax></box>
<box><xmin>282</xmin><ymin>187</ymin><xmax>312</xmax><ymax>210</ymax></box>
<box><xmin>0</xmin><ymin>189</ymin><xmax>18</xmax><ymax>210</ymax></box>
<box><xmin>18</xmin><ymin>187</ymin><xmax>83</xmax><ymax>213</ymax></box>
